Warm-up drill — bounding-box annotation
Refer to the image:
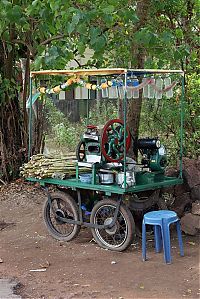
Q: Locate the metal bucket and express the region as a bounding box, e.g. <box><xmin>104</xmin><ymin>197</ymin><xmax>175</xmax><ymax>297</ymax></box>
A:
<box><xmin>116</xmin><ymin>171</ymin><xmax>135</xmax><ymax>187</ymax></box>
<box><xmin>99</xmin><ymin>173</ymin><xmax>114</xmax><ymax>184</ymax></box>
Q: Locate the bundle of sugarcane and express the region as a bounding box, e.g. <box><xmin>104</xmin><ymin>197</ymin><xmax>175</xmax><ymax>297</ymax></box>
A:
<box><xmin>20</xmin><ymin>153</ymin><xmax>88</xmax><ymax>179</ymax></box>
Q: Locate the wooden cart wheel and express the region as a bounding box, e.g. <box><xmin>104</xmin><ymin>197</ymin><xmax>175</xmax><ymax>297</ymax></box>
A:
<box><xmin>101</xmin><ymin>119</ymin><xmax>131</xmax><ymax>162</ymax></box>
<box><xmin>43</xmin><ymin>191</ymin><xmax>81</xmax><ymax>241</ymax></box>
<box><xmin>90</xmin><ymin>199</ymin><xmax>135</xmax><ymax>251</ymax></box>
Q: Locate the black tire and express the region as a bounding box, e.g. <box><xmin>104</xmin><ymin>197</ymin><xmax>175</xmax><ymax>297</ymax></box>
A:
<box><xmin>90</xmin><ymin>199</ymin><xmax>135</xmax><ymax>251</ymax></box>
<box><xmin>132</xmin><ymin>195</ymin><xmax>168</xmax><ymax>238</ymax></box>
<box><xmin>43</xmin><ymin>191</ymin><xmax>81</xmax><ymax>241</ymax></box>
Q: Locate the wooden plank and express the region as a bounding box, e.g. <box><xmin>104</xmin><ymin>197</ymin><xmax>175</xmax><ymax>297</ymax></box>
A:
<box><xmin>30</xmin><ymin>68</ymin><xmax>184</xmax><ymax>77</ymax></box>
<box><xmin>30</xmin><ymin>68</ymin><xmax>127</xmax><ymax>77</ymax></box>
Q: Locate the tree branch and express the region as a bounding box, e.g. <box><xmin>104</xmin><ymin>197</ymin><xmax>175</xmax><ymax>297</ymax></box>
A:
<box><xmin>40</xmin><ymin>34</ymin><xmax>67</xmax><ymax>46</ymax></box>
<box><xmin>11</xmin><ymin>39</ymin><xmax>34</xmax><ymax>55</ymax></box>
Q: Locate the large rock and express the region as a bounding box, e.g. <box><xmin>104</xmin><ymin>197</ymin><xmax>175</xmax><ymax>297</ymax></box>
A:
<box><xmin>195</xmin><ymin>157</ymin><xmax>200</xmax><ymax>169</ymax></box>
<box><xmin>180</xmin><ymin>213</ymin><xmax>200</xmax><ymax>235</ymax></box>
<box><xmin>182</xmin><ymin>158</ymin><xmax>200</xmax><ymax>189</ymax></box>
<box><xmin>174</xmin><ymin>183</ymin><xmax>190</xmax><ymax>197</ymax></box>
<box><xmin>161</xmin><ymin>186</ymin><xmax>175</xmax><ymax>196</ymax></box>
<box><xmin>191</xmin><ymin>185</ymin><xmax>200</xmax><ymax>201</ymax></box>
<box><xmin>171</xmin><ymin>192</ymin><xmax>191</xmax><ymax>217</ymax></box>
<box><xmin>192</xmin><ymin>201</ymin><xmax>200</xmax><ymax>215</ymax></box>
<box><xmin>165</xmin><ymin>167</ymin><xmax>178</xmax><ymax>177</ymax></box>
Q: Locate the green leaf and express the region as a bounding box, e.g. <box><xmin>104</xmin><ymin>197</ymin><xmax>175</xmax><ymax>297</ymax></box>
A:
<box><xmin>67</xmin><ymin>22</ymin><xmax>75</xmax><ymax>34</ymax></box>
<box><xmin>92</xmin><ymin>35</ymin><xmax>106</xmax><ymax>53</ymax></box>
<box><xmin>175</xmin><ymin>28</ymin><xmax>183</xmax><ymax>39</ymax></box>
<box><xmin>7</xmin><ymin>5</ymin><xmax>22</xmax><ymax>22</ymax></box>
<box><xmin>89</xmin><ymin>27</ymin><xmax>101</xmax><ymax>45</ymax></box>
<box><xmin>7</xmin><ymin>44</ymin><xmax>12</xmax><ymax>53</ymax></box>
<box><xmin>161</xmin><ymin>31</ymin><xmax>174</xmax><ymax>44</ymax></box>
<box><xmin>102</xmin><ymin>5</ymin><xmax>115</xmax><ymax>14</ymax></box>
<box><xmin>77</xmin><ymin>42</ymin><xmax>86</xmax><ymax>55</ymax></box>
<box><xmin>72</xmin><ymin>13</ymin><xmax>81</xmax><ymax>25</ymax></box>
<box><xmin>77</xmin><ymin>23</ymin><xmax>88</xmax><ymax>35</ymax></box>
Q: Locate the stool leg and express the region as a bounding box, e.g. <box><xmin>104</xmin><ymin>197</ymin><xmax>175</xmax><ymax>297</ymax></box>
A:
<box><xmin>154</xmin><ymin>225</ymin><xmax>162</xmax><ymax>253</ymax></box>
<box><xmin>161</xmin><ymin>221</ymin><xmax>172</xmax><ymax>264</ymax></box>
<box><xmin>176</xmin><ymin>220</ymin><xmax>184</xmax><ymax>257</ymax></box>
<box><xmin>142</xmin><ymin>220</ymin><xmax>147</xmax><ymax>261</ymax></box>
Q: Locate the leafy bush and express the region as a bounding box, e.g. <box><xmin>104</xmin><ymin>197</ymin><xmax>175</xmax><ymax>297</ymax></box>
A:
<box><xmin>44</xmin><ymin>98</ymin><xmax>118</xmax><ymax>153</ymax></box>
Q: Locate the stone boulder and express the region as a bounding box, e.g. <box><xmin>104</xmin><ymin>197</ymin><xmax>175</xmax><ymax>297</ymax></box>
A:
<box><xmin>182</xmin><ymin>158</ymin><xmax>200</xmax><ymax>189</ymax></box>
<box><xmin>174</xmin><ymin>183</ymin><xmax>190</xmax><ymax>197</ymax></box>
<box><xmin>191</xmin><ymin>185</ymin><xmax>200</xmax><ymax>201</ymax></box>
<box><xmin>192</xmin><ymin>201</ymin><xmax>200</xmax><ymax>215</ymax></box>
<box><xmin>180</xmin><ymin>213</ymin><xmax>200</xmax><ymax>235</ymax></box>
<box><xmin>171</xmin><ymin>192</ymin><xmax>191</xmax><ymax>217</ymax></box>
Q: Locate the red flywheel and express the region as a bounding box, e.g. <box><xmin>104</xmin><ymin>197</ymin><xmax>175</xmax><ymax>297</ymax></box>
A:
<box><xmin>101</xmin><ymin>119</ymin><xmax>131</xmax><ymax>162</ymax></box>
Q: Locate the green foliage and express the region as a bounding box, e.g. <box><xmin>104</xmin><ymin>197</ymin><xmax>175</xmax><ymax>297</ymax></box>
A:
<box><xmin>45</xmin><ymin>98</ymin><xmax>82</xmax><ymax>151</ymax></box>
<box><xmin>88</xmin><ymin>101</ymin><xmax>118</xmax><ymax>125</ymax></box>
<box><xmin>140</xmin><ymin>73</ymin><xmax>200</xmax><ymax>161</ymax></box>
<box><xmin>0</xmin><ymin>0</ymin><xmax>199</xmax><ymax>162</ymax></box>
<box><xmin>44</xmin><ymin>98</ymin><xmax>118</xmax><ymax>152</ymax></box>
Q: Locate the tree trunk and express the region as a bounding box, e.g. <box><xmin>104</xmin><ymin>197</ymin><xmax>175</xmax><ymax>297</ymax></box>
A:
<box><xmin>127</xmin><ymin>0</ymin><xmax>149</xmax><ymax>159</ymax></box>
<box><xmin>0</xmin><ymin>30</ymin><xmax>25</xmax><ymax>181</ymax></box>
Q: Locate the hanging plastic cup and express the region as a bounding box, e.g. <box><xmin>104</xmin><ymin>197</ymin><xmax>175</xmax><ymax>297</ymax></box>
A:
<box><xmin>127</xmin><ymin>78</ymin><xmax>132</xmax><ymax>99</ymax></box>
<box><xmin>155</xmin><ymin>76</ymin><xmax>163</xmax><ymax>100</ymax></box>
<box><xmin>101</xmin><ymin>79</ymin><xmax>108</xmax><ymax>98</ymax></box>
<box><xmin>148</xmin><ymin>76</ymin><xmax>155</xmax><ymax>99</ymax></box>
<box><xmin>164</xmin><ymin>75</ymin><xmax>173</xmax><ymax>98</ymax></box>
<box><xmin>142</xmin><ymin>76</ymin><xmax>148</xmax><ymax>98</ymax></box>
<box><xmin>132</xmin><ymin>76</ymin><xmax>139</xmax><ymax>99</ymax></box>
<box><xmin>117</xmin><ymin>79</ymin><xmax>124</xmax><ymax>99</ymax></box>
<box><xmin>109</xmin><ymin>79</ymin><xmax>118</xmax><ymax>99</ymax></box>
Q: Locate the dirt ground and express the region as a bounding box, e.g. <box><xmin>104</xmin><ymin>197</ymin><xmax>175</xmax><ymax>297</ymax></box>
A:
<box><xmin>0</xmin><ymin>181</ymin><xmax>199</xmax><ymax>299</ymax></box>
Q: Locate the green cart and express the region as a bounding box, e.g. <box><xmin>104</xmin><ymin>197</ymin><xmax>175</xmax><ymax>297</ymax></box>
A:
<box><xmin>27</xmin><ymin>68</ymin><xmax>184</xmax><ymax>251</ymax></box>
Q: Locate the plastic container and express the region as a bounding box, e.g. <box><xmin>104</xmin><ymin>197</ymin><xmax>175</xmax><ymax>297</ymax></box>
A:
<box><xmin>99</xmin><ymin>172</ymin><xmax>114</xmax><ymax>185</ymax></box>
<box><xmin>148</xmin><ymin>76</ymin><xmax>155</xmax><ymax>99</ymax></box>
<box><xmin>132</xmin><ymin>77</ymin><xmax>139</xmax><ymax>99</ymax></box>
<box><xmin>116</xmin><ymin>171</ymin><xmax>135</xmax><ymax>187</ymax></box>
<box><xmin>142</xmin><ymin>76</ymin><xmax>148</xmax><ymax>98</ymax></box>
<box><xmin>117</xmin><ymin>79</ymin><xmax>124</xmax><ymax>99</ymax></box>
<box><xmin>109</xmin><ymin>79</ymin><xmax>118</xmax><ymax>99</ymax></box>
<box><xmin>101</xmin><ymin>79</ymin><xmax>108</xmax><ymax>98</ymax></box>
<box><xmin>79</xmin><ymin>173</ymin><xmax>92</xmax><ymax>184</ymax></box>
<box><xmin>164</xmin><ymin>76</ymin><xmax>173</xmax><ymax>98</ymax></box>
<box><xmin>126</xmin><ymin>78</ymin><xmax>132</xmax><ymax>99</ymax></box>
<box><xmin>155</xmin><ymin>76</ymin><xmax>163</xmax><ymax>100</ymax></box>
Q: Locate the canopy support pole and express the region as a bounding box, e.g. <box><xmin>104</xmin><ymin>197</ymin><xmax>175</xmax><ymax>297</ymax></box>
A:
<box><xmin>28</xmin><ymin>76</ymin><xmax>33</xmax><ymax>160</ymax></box>
<box><xmin>179</xmin><ymin>75</ymin><xmax>185</xmax><ymax>178</ymax></box>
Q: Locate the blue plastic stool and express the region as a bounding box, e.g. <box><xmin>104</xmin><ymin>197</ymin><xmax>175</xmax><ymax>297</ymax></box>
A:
<box><xmin>142</xmin><ymin>210</ymin><xmax>184</xmax><ymax>264</ymax></box>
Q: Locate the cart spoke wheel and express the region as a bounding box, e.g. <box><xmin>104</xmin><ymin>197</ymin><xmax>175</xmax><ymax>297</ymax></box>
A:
<box><xmin>43</xmin><ymin>192</ymin><xmax>80</xmax><ymax>242</ymax></box>
<box><xmin>90</xmin><ymin>199</ymin><xmax>135</xmax><ymax>251</ymax></box>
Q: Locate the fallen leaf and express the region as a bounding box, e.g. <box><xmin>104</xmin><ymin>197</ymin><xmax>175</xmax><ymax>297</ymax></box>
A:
<box><xmin>39</xmin><ymin>260</ymin><xmax>50</xmax><ymax>268</ymax></box>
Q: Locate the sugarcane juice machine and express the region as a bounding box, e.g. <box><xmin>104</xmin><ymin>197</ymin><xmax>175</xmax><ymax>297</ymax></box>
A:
<box><xmin>76</xmin><ymin>118</ymin><xmax>167</xmax><ymax>185</ymax></box>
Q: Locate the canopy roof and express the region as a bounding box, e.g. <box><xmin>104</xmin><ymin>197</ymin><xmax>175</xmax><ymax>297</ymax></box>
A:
<box><xmin>30</xmin><ymin>68</ymin><xmax>184</xmax><ymax>77</ymax></box>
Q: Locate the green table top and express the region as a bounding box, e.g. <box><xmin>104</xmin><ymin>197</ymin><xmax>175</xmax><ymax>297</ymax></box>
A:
<box><xmin>26</xmin><ymin>176</ymin><xmax>183</xmax><ymax>196</ymax></box>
